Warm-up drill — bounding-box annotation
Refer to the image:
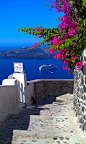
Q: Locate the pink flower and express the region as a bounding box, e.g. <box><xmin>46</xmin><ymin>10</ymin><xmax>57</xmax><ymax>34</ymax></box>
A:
<box><xmin>70</xmin><ymin>131</ymin><xmax>73</xmax><ymax>133</ymax></box>
<box><xmin>63</xmin><ymin>66</ymin><xmax>66</xmax><ymax>69</ymax></box>
<box><xmin>77</xmin><ymin>62</ymin><xmax>84</xmax><ymax>67</ymax></box>
<box><xmin>54</xmin><ymin>53</ymin><xmax>61</xmax><ymax>60</ymax></box>
<box><xmin>49</xmin><ymin>49</ymin><xmax>54</xmax><ymax>53</ymax></box>
<box><xmin>63</xmin><ymin>66</ymin><xmax>71</xmax><ymax>71</ymax></box>
<box><xmin>35</xmin><ymin>43</ymin><xmax>37</xmax><ymax>45</ymax></box>
<box><xmin>71</xmin><ymin>57</ymin><xmax>75</xmax><ymax>60</ymax></box>
<box><xmin>73</xmin><ymin>42</ymin><xmax>76</xmax><ymax>46</ymax></box>
<box><xmin>39</xmin><ymin>42</ymin><xmax>41</xmax><ymax>45</ymax></box>
<box><xmin>73</xmin><ymin>31</ymin><xmax>76</xmax><ymax>34</ymax></box>
<box><xmin>32</xmin><ymin>45</ymin><xmax>34</xmax><ymax>48</ymax></box>
<box><xmin>40</xmin><ymin>29</ymin><xmax>44</xmax><ymax>32</ymax></box>
<box><xmin>76</xmin><ymin>62</ymin><xmax>84</xmax><ymax>70</ymax></box>
<box><xmin>37</xmin><ymin>28</ymin><xmax>39</xmax><ymax>31</ymax></box>
<box><xmin>33</xmin><ymin>29</ymin><xmax>35</xmax><ymax>31</ymax></box>
<box><xmin>57</xmin><ymin>9</ymin><xmax>60</xmax><ymax>13</ymax></box>
<box><xmin>68</xmin><ymin>68</ymin><xmax>71</xmax><ymax>71</ymax></box>
<box><xmin>76</xmin><ymin>18</ymin><xmax>79</xmax><ymax>21</ymax></box>
<box><xmin>64</xmin><ymin>60</ymin><xmax>68</xmax><ymax>64</ymax></box>
<box><xmin>51</xmin><ymin>5</ymin><xmax>54</xmax><ymax>8</ymax></box>
<box><xmin>52</xmin><ymin>36</ymin><xmax>59</xmax><ymax>46</ymax></box>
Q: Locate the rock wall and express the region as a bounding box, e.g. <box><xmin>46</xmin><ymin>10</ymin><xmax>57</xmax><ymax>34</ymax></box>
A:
<box><xmin>34</xmin><ymin>79</ymin><xmax>74</xmax><ymax>100</ymax></box>
<box><xmin>73</xmin><ymin>49</ymin><xmax>86</xmax><ymax>134</ymax></box>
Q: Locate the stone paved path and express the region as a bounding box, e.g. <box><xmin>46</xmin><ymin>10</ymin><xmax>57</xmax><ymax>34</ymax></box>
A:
<box><xmin>0</xmin><ymin>93</ymin><xmax>86</xmax><ymax>144</ymax></box>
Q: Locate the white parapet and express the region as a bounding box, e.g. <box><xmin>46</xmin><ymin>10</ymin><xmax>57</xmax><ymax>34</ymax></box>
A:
<box><xmin>13</xmin><ymin>73</ymin><xmax>26</xmax><ymax>104</ymax></box>
<box><xmin>2</xmin><ymin>79</ymin><xmax>17</xmax><ymax>86</ymax></box>
<box><xmin>0</xmin><ymin>79</ymin><xmax>19</xmax><ymax>122</ymax></box>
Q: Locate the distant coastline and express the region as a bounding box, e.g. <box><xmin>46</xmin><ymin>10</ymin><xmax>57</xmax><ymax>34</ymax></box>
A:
<box><xmin>0</xmin><ymin>48</ymin><xmax>58</xmax><ymax>60</ymax></box>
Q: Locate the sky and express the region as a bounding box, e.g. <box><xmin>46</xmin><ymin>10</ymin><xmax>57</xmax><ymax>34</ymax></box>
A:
<box><xmin>0</xmin><ymin>0</ymin><xmax>64</xmax><ymax>49</ymax></box>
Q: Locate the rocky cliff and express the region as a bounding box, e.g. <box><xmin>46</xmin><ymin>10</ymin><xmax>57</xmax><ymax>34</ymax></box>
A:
<box><xmin>0</xmin><ymin>48</ymin><xmax>58</xmax><ymax>59</ymax></box>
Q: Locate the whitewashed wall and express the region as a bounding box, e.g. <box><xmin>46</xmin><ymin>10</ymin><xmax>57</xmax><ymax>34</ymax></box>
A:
<box><xmin>13</xmin><ymin>73</ymin><xmax>26</xmax><ymax>103</ymax></box>
<box><xmin>6</xmin><ymin>72</ymin><xmax>34</xmax><ymax>106</ymax></box>
<box><xmin>0</xmin><ymin>79</ymin><xmax>20</xmax><ymax>122</ymax></box>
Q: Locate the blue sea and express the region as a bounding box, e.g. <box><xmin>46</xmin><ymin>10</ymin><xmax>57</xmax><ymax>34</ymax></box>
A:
<box><xmin>0</xmin><ymin>45</ymin><xmax>74</xmax><ymax>85</ymax></box>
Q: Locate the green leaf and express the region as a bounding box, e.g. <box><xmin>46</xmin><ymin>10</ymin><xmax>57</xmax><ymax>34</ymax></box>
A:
<box><xmin>83</xmin><ymin>19</ymin><xmax>86</xmax><ymax>26</ymax></box>
<box><xmin>83</xmin><ymin>0</ymin><xmax>86</xmax><ymax>7</ymax></box>
<box><xmin>56</xmin><ymin>45</ymin><xmax>59</xmax><ymax>49</ymax></box>
<box><xmin>69</xmin><ymin>39</ymin><xmax>73</xmax><ymax>45</ymax></box>
<box><xmin>69</xmin><ymin>71</ymin><xmax>74</xmax><ymax>74</ymax></box>
<box><xmin>65</xmin><ymin>42</ymin><xmax>69</xmax><ymax>48</ymax></box>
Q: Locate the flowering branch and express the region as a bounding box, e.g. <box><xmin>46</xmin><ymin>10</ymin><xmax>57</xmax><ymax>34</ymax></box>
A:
<box><xmin>19</xmin><ymin>0</ymin><xmax>86</xmax><ymax>74</ymax></box>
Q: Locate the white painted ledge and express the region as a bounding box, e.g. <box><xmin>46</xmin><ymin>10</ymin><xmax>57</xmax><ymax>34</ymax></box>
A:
<box><xmin>27</xmin><ymin>79</ymin><xmax>74</xmax><ymax>84</ymax></box>
<box><xmin>2</xmin><ymin>79</ymin><xmax>17</xmax><ymax>86</ymax></box>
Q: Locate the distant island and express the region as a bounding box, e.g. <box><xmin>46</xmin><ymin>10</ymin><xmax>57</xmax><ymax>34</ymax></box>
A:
<box><xmin>0</xmin><ymin>48</ymin><xmax>58</xmax><ymax>60</ymax></box>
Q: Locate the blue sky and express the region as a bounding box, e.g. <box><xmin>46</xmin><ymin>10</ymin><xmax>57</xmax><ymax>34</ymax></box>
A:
<box><xmin>0</xmin><ymin>0</ymin><xmax>64</xmax><ymax>48</ymax></box>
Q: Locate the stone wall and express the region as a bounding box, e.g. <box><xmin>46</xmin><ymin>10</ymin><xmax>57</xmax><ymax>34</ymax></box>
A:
<box><xmin>25</xmin><ymin>82</ymin><xmax>34</xmax><ymax>106</ymax></box>
<box><xmin>73</xmin><ymin>49</ymin><xmax>86</xmax><ymax>134</ymax></box>
<box><xmin>33</xmin><ymin>79</ymin><xmax>74</xmax><ymax>100</ymax></box>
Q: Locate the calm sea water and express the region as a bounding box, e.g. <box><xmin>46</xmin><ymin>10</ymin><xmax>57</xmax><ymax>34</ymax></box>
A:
<box><xmin>0</xmin><ymin>46</ymin><xmax>74</xmax><ymax>85</ymax></box>
<box><xmin>0</xmin><ymin>58</ymin><xmax>73</xmax><ymax>85</ymax></box>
